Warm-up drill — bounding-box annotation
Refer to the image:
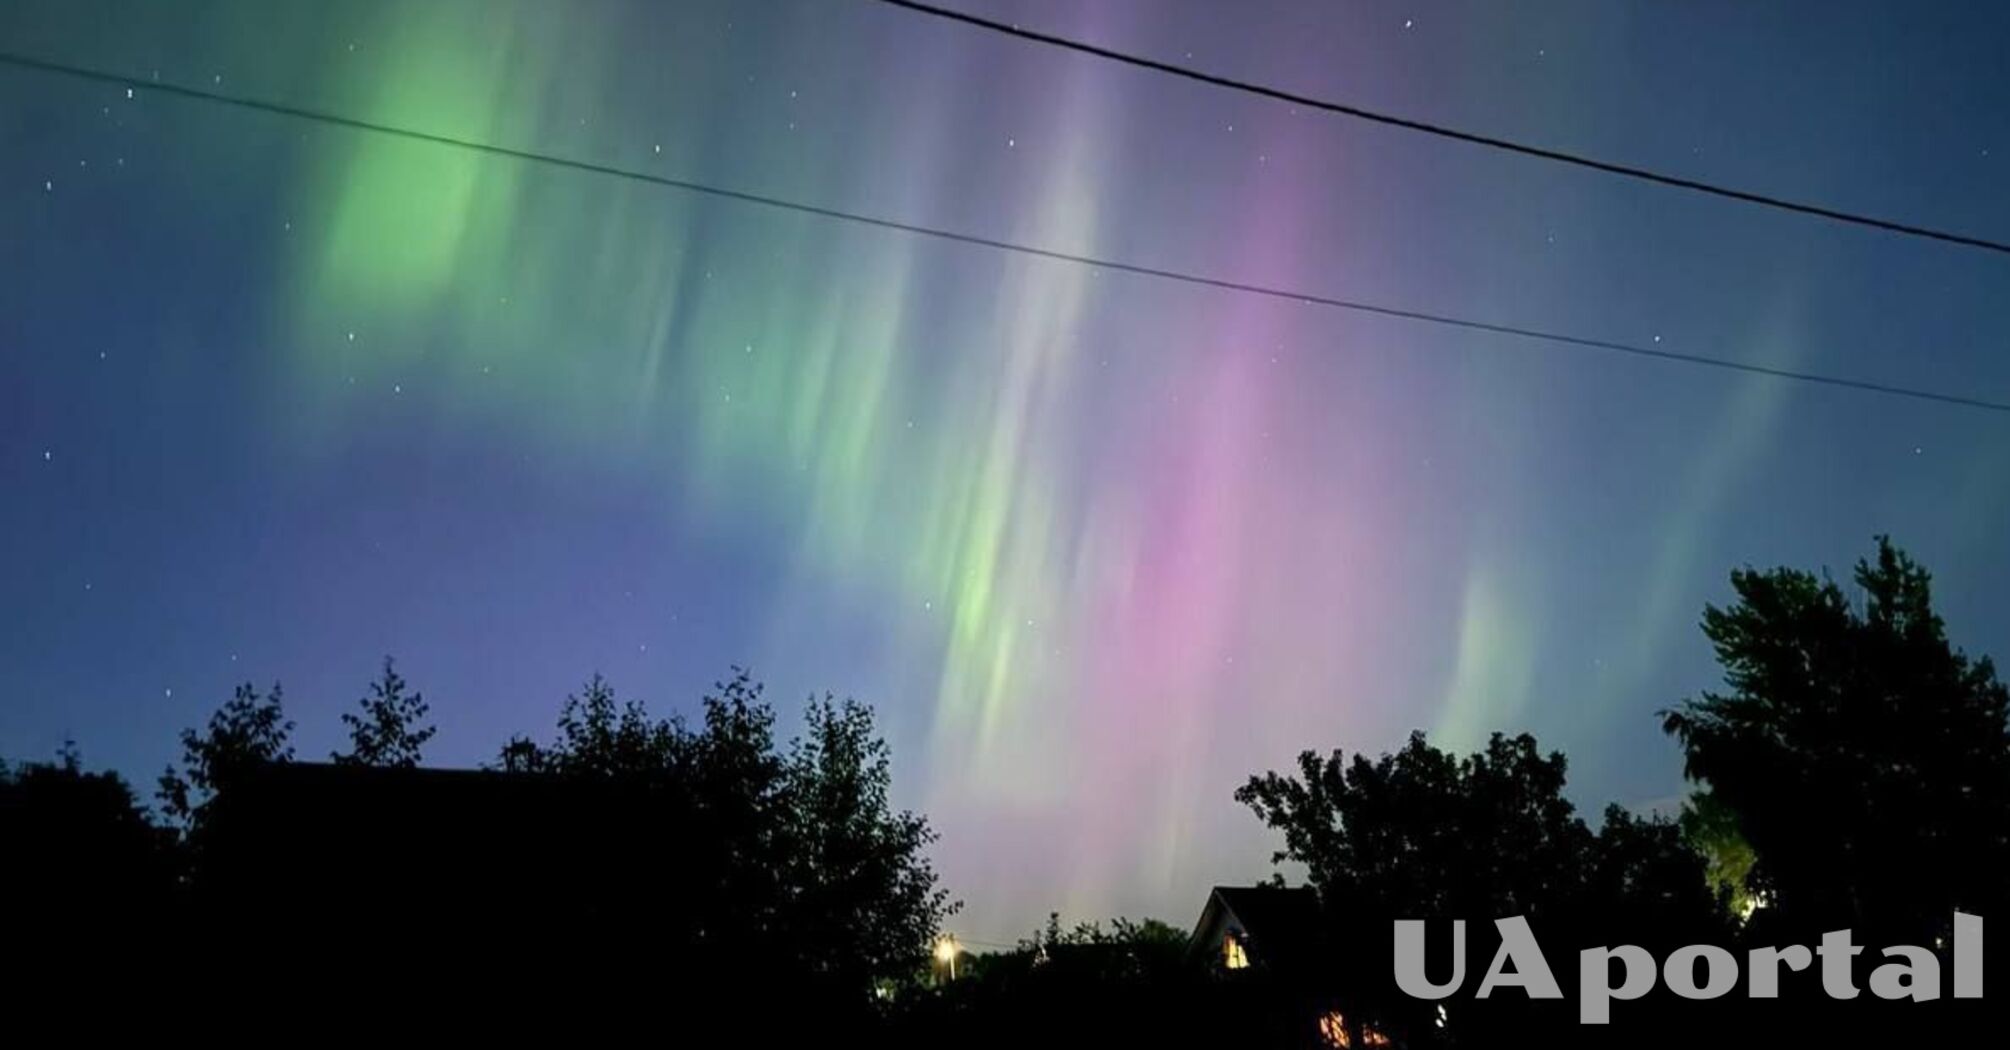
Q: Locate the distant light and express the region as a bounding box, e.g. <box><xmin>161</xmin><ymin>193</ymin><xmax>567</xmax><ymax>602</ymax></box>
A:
<box><xmin>934</xmin><ymin>934</ymin><xmax>961</xmax><ymax>980</ymax></box>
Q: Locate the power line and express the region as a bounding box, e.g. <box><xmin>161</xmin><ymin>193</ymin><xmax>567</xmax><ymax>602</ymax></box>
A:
<box><xmin>4</xmin><ymin>48</ymin><xmax>2006</xmax><ymax>415</ymax></box>
<box><xmin>871</xmin><ymin>0</ymin><xmax>2010</xmax><ymax>259</ymax></box>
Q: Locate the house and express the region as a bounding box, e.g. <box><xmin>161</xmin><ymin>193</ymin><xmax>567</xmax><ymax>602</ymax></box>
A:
<box><xmin>1191</xmin><ymin>885</ymin><xmax>1395</xmax><ymax>1047</ymax></box>
<box><xmin>1188</xmin><ymin>883</ymin><xmax>1322</xmax><ymax>974</ymax></box>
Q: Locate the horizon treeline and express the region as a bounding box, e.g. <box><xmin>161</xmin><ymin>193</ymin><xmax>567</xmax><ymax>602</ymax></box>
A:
<box><xmin>5</xmin><ymin>536</ymin><xmax>2008</xmax><ymax>1045</ymax></box>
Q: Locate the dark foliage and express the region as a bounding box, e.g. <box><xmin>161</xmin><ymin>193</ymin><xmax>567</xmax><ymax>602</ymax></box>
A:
<box><xmin>0</xmin><ymin>745</ymin><xmax>178</xmax><ymax>986</ymax></box>
<box><xmin>480</xmin><ymin>668</ymin><xmax>956</xmax><ymax>1012</ymax></box>
<box><xmin>155</xmin><ymin>679</ymin><xmax>293</xmax><ymax>832</ymax></box>
<box><xmin>890</xmin><ymin>913</ymin><xmax>1308</xmax><ymax>1047</ymax></box>
<box><xmin>13</xmin><ymin>537</ymin><xmax>2009</xmax><ymax>1043</ymax></box>
<box><xmin>1662</xmin><ymin>536</ymin><xmax>2010</xmax><ymax>946</ymax></box>
<box><xmin>332</xmin><ymin>656</ymin><xmax>435</xmax><ymax>768</ymax></box>
<box><xmin>1237</xmin><ymin>731</ymin><xmax>1732</xmax><ymax>1046</ymax></box>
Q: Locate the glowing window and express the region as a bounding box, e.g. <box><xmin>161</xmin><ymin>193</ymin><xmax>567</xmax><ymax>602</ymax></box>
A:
<box><xmin>1224</xmin><ymin>933</ymin><xmax>1249</xmax><ymax>970</ymax></box>
<box><xmin>1318</xmin><ymin>1012</ymin><xmax>1389</xmax><ymax>1049</ymax></box>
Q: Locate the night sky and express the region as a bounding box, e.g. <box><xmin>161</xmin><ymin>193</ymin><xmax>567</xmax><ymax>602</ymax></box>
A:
<box><xmin>4</xmin><ymin>0</ymin><xmax>2009</xmax><ymax>943</ymax></box>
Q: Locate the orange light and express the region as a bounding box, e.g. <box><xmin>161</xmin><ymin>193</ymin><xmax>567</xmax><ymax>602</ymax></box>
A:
<box><xmin>1318</xmin><ymin>1011</ymin><xmax>1389</xmax><ymax>1049</ymax></box>
<box><xmin>1318</xmin><ymin>1012</ymin><xmax>1350</xmax><ymax>1049</ymax></box>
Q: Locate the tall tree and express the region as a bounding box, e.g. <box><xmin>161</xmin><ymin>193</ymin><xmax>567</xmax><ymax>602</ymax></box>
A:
<box><xmin>784</xmin><ymin>693</ymin><xmax>958</xmax><ymax>993</ymax></box>
<box><xmin>333</xmin><ymin>656</ymin><xmax>436</xmax><ymax>768</ymax></box>
<box><xmin>157</xmin><ymin>681</ymin><xmax>293</xmax><ymax>831</ymax></box>
<box><xmin>1662</xmin><ymin>536</ymin><xmax>2010</xmax><ymax>942</ymax></box>
<box><xmin>490</xmin><ymin>668</ymin><xmax>953</xmax><ymax>1001</ymax></box>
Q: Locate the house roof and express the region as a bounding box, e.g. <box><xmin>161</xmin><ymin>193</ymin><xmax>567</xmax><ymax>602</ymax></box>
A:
<box><xmin>1190</xmin><ymin>884</ymin><xmax>1322</xmax><ymax>969</ymax></box>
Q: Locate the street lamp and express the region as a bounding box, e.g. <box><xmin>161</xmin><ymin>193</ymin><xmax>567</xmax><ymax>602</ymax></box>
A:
<box><xmin>934</xmin><ymin>934</ymin><xmax>960</xmax><ymax>981</ymax></box>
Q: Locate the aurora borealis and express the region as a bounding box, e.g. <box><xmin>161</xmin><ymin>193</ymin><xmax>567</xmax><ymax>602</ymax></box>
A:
<box><xmin>5</xmin><ymin>0</ymin><xmax>2010</xmax><ymax>942</ymax></box>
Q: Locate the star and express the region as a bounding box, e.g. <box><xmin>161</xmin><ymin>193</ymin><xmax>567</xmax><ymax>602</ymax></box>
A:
<box><xmin>1007</xmin><ymin>138</ymin><xmax>1016</xmax><ymax>148</ymax></box>
<box><xmin>653</xmin><ymin>143</ymin><xmax>662</xmax><ymax>154</ymax></box>
<box><xmin>393</xmin><ymin>384</ymin><xmax>403</xmax><ymax>394</ymax></box>
<box><xmin>43</xmin><ymin>450</ymin><xmax>52</xmax><ymax>461</ymax></box>
<box><xmin>1404</xmin><ymin>19</ymin><xmax>1414</xmax><ymax>29</ymax></box>
<box><xmin>44</xmin><ymin>180</ymin><xmax>53</xmax><ymax>191</ymax></box>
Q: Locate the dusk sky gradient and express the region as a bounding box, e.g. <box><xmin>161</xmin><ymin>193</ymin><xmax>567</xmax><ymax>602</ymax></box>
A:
<box><xmin>4</xmin><ymin>0</ymin><xmax>2009</xmax><ymax>942</ymax></box>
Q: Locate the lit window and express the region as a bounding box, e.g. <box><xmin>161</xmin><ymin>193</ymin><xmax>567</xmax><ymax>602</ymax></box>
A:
<box><xmin>1223</xmin><ymin>933</ymin><xmax>1249</xmax><ymax>970</ymax></box>
<box><xmin>1318</xmin><ymin>1012</ymin><xmax>1350</xmax><ymax>1048</ymax></box>
<box><xmin>1318</xmin><ymin>1011</ymin><xmax>1389</xmax><ymax>1049</ymax></box>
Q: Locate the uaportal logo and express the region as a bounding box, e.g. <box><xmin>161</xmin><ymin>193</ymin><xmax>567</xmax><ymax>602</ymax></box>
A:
<box><xmin>1393</xmin><ymin>913</ymin><xmax>1983</xmax><ymax>1023</ymax></box>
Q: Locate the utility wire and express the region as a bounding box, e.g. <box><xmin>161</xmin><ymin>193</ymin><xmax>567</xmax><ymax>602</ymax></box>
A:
<box><xmin>4</xmin><ymin>48</ymin><xmax>2006</xmax><ymax>415</ymax></box>
<box><xmin>871</xmin><ymin>0</ymin><xmax>2010</xmax><ymax>259</ymax></box>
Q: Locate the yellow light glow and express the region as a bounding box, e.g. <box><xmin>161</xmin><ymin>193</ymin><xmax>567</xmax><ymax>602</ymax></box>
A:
<box><xmin>1318</xmin><ymin>1011</ymin><xmax>1390</xmax><ymax>1049</ymax></box>
<box><xmin>1223</xmin><ymin>933</ymin><xmax>1249</xmax><ymax>970</ymax></box>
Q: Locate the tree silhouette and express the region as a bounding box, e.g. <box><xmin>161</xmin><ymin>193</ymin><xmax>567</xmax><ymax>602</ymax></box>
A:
<box><xmin>1238</xmin><ymin>730</ymin><xmax>1727</xmax><ymax>1045</ymax></box>
<box><xmin>1662</xmin><ymin>536</ymin><xmax>2010</xmax><ymax>944</ymax></box>
<box><xmin>332</xmin><ymin>656</ymin><xmax>435</xmax><ymax>768</ymax></box>
<box><xmin>490</xmin><ymin>668</ymin><xmax>954</xmax><ymax>1005</ymax></box>
<box><xmin>2</xmin><ymin>743</ymin><xmax>177</xmax><ymax>950</ymax></box>
<box><xmin>784</xmin><ymin>693</ymin><xmax>958</xmax><ymax>993</ymax></box>
<box><xmin>495</xmin><ymin>672</ymin><xmax>678</xmax><ymax>776</ymax></box>
<box><xmin>157</xmin><ymin>681</ymin><xmax>294</xmax><ymax>831</ymax></box>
